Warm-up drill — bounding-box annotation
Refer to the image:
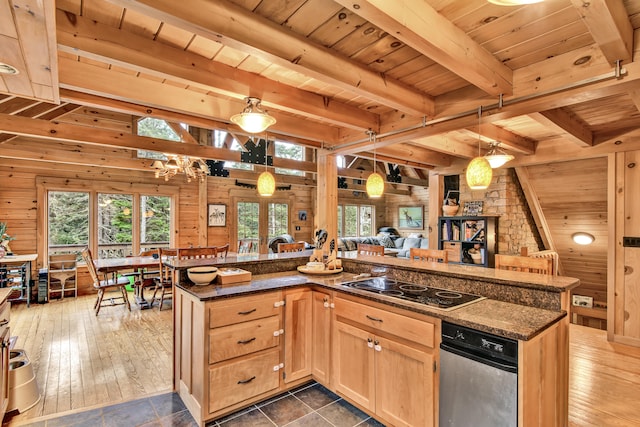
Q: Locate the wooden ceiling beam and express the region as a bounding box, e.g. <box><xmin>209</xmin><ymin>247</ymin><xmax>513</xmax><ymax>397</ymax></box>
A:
<box><xmin>529</xmin><ymin>109</ymin><xmax>594</xmax><ymax>147</ymax></box>
<box><xmin>332</xmin><ymin>0</ymin><xmax>512</xmax><ymax>97</ymax></box>
<box><xmin>59</xmin><ymin>89</ymin><xmax>321</xmax><ymax>148</ymax></box>
<box><xmin>58</xmin><ymin>57</ymin><xmax>340</xmax><ymax>143</ymax></box>
<box><xmin>569</xmin><ymin>0</ymin><xmax>633</xmax><ymax>65</ymax></box>
<box><xmin>337</xmin><ymin>166</ymin><xmax>428</xmax><ymax>187</ymax></box>
<box><xmin>106</xmin><ymin>0</ymin><xmax>434</xmax><ymax>117</ymax></box>
<box><xmin>55</xmin><ymin>11</ymin><xmax>377</xmax><ymax>131</ymax></box>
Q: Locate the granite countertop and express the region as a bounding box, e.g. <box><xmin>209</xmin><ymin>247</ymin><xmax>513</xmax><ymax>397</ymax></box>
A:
<box><xmin>176</xmin><ymin>270</ymin><xmax>565</xmax><ymax>341</ymax></box>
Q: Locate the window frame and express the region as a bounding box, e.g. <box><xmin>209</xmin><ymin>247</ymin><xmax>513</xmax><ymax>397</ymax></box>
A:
<box><xmin>337</xmin><ymin>203</ymin><xmax>375</xmax><ymax>238</ymax></box>
<box><xmin>37</xmin><ymin>177</ymin><xmax>180</xmax><ymax>260</ymax></box>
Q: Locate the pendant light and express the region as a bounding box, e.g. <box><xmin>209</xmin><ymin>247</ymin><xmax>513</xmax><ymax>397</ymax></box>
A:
<box><xmin>484</xmin><ymin>141</ymin><xmax>514</xmax><ymax>168</ymax></box>
<box><xmin>465</xmin><ymin>107</ymin><xmax>493</xmax><ymax>190</ymax></box>
<box><xmin>257</xmin><ymin>136</ymin><xmax>275</xmax><ymax>197</ymax></box>
<box><xmin>230</xmin><ymin>97</ymin><xmax>276</xmax><ymax>134</ymax></box>
<box><xmin>365</xmin><ymin>130</ymin><xmax>384</xmax><ymax>198</ymax></box>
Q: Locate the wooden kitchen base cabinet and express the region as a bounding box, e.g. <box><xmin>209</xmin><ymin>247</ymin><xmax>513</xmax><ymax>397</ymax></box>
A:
<box><xmin>333</xmin><ymin>294</ymin><xmax>439</xmax><ymax>427</ymax></box>
<box><xmin>311</xmin><ymin>289</ymin><xmax>333</xmax><ymax>384</ymax></box>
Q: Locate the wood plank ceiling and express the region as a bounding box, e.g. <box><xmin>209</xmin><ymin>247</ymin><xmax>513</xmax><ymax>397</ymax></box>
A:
<box><xmin>2</xmin><ymin>0</ymin><xmax>639</xmax><ymax>307</ymax></box>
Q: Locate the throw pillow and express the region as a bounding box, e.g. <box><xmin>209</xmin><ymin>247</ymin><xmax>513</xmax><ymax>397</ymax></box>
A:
<box><xmin>408</xmin><ymin>232</ymin><xmax>423</xmax><ymax>238</ymax></box>
<box><xmin>377</xmin><ymin>233</ymin><xmax>395</xmax><ymax>248</ymax></box>
<box><xmin>402</xmin><ymin>237</ymin><xmax>422</xmax><ymax>250</ymax></box>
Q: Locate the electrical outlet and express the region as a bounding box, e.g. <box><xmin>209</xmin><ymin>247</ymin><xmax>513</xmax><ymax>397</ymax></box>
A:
<box><xmin>572</xmin><ymin>295</ymin><xmax>593</xmax><ymax>308</ymax></box>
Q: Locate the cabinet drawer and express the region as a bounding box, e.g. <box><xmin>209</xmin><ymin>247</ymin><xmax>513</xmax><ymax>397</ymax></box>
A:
<box><xmin>209</xmin><ymin>316</ymin><xmax>280</xmax><ymax>364</ymax></box>
<box><xmin>209</xmin><ymin>291</ymin><xmax>282</xmax><ymax>328</ymax></box>
<box><xmin>335</xmin><ymin>297</ymin><xmax>435</xmax><ymax>348</ymax></box>
<box><xmin>208</xmin><ymin>348</ymin><xmax>280</xmax><ymax>414</ymax></box>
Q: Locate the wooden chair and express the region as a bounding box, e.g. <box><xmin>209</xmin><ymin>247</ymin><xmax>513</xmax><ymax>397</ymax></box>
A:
<box><xmin>495</xmin><ymin>254</ymin><xmax>553</xmax><ymax>275</ymax></box>
<box><xmin>177</xmin><ymin>246</ymin><xmax>218</xmax><ymax>260</ymax></box>
<box><xmin>357</xmin><ymin>243</ymin><xmax>384</xmax><ymax>256</ymax></box>
<box><xmin>48</xmin><ymin>253</ymin><xmax>78</xmax><ymax>300</ymax></box>
<box><xmin>409</xmin><ymin>247</ymin><xmax>448</xmax><ymax>263</ymax></box>
<box><xmin>151</xmin><ymin>248</ymin><xmax>177</xmax><ymax>311</ymax></box>
<box><xmin>81</xmin><ymin>247</ymin><xmax>131</xmax><ymax>316</ymax></box>
<box><xmin>214</xmin><ymin>243</ymin><xmax>230</xmax><ymax>259</ymax></box>
<box><xmin>277</xmin><ymin>241</ymin><xmax>305</xmax><ymax>253</ymax></box>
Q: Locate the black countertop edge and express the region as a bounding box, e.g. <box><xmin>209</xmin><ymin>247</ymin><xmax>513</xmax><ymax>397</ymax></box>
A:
<box><xmin>175</xmin><ymin>271</ymin><xmax>565</xmax><ymax>341</ymax></box>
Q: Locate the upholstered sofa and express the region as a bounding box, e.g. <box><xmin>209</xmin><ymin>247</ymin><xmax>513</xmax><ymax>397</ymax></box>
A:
<box><xmin>337</xmin><ymin>233</ymin><xmax>429</xmax><ymax>258</ymax></box>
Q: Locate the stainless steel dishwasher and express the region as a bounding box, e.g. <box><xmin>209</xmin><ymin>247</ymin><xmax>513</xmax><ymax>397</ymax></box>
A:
<box><xmin>439</xmin><ymin>321</ymin><xmax>518</xmax><ymax>427</ymax></box>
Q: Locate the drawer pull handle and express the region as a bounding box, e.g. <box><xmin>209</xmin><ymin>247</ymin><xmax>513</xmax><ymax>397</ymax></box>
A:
<box><xmin>366</xmin><ymin>315</ymin><xmax>383</xmax><ymax>322</ymax></box>
<box><xmin>237</xmin><ymin>308</ymin><xmax>257</xmax><ymax>315</ymax></box>
<box><xmin>0</xmin><ymin>320</ymin><xmax>8</xmax><ymax>327</ymax></box>
<box><xmin>273</xmin><ymin>329</ymin><xmax>284</xmax><ymax>337</ymax></box>
<box><xmin>237</xmin><ymin>337</ymin><xmax>256</xmax><ymax>345</ymax></box>
<box><xmin>237</xmin><ymin>376</ymin><xmax>256</xmax><ymax>385</ymax></box>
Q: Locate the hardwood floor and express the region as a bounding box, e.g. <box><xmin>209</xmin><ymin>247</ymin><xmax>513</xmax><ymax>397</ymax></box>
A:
<box><xmin>4</xmin><ymin>293</ymin><xmax>172</xmax><ymax>426</ymax></box>
<box><xmin>3</xmin><ymin>295</ymin><xmax>640</xmax><ymax>426</ymax></box>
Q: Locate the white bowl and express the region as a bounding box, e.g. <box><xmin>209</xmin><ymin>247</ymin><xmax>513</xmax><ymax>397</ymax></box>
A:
<box><xmin>306</xmin><ymin>262</ymin><xmax>325</xmax><ymax>271</ymax></box>
<box><xmin>469</xmin><ymin>252</ymin><xmax>483</xmax><ymax>264</ymax></box>
<box><xmin>187</xmin><ymin>266</ymin><xmax>218</xmax><ymax>285</ymax></box>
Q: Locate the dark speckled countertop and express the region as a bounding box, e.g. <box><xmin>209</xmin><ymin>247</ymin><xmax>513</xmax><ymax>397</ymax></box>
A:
<box><xmin>175</xmin><ymin>270</ymin><xmax>566</xmax><ymax>341</ymax></box>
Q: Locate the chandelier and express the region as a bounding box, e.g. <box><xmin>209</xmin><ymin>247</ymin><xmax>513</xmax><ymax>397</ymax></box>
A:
<box><xmin>151</xmin><ymin>155</ymin><xmax>209</xmax><ymax>183</ymax></box>
<box><xmin>230</xmin><ymin>97</ymin><xmax>277</xmax><ymax>134</ymax></box>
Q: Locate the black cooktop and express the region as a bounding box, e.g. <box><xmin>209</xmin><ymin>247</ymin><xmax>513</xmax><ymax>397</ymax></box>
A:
<box><xmin>341</xmin><ymin>277</ymin><xmax>485</xmax><ymax>311</ymax></box>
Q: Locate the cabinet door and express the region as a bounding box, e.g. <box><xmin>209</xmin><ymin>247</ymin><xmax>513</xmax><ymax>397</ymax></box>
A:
<box><xmin>283</xmin><ymin>289</ymin><xmax>312</xmax><ymax>383</ymax></box>
<box><xmin>333</xmin><ymin>321</ymin><xmax>375</xmax><ymax>411</ymax></box>
<box><xmin>311</xmin><ymin>290</ymin><xmax>332</xmax><ymax>384</ymax></box>
<box><xmin>375</xmin><ymin>336</ymin><xmax>435</xmax><ymax>427</ymax></box>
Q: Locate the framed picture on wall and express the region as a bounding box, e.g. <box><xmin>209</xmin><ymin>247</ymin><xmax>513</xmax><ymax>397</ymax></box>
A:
<box><xmin>208</xmin><ymin>204</ymin><xmax>226</xmax><ymax>227</ymax></box>
<box><xmin>398</xmin><ymin>206</ymin><xmax>423</xmax><ymax>229</ymax></box>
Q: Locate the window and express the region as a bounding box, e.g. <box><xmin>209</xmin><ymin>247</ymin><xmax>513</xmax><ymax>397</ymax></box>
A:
<box><xmin>42</xmin><ymin>179</ymin><xmax>176</xmax><ymax>259</ymax></box>
<box><xmin>136</xmin><ymin>117</ymin><xmax>182</xmax><ymax>160</ymax></box>
<box><xmin>336</xmin><ymin>155</ymin><xmax>346</xmax><ymax>168</ymax></box>
<box><xmin>275</xmin><ymin>140</ymin><xmax>304</xmax><ymax>176</ymax></box>
<box><xmin>338</xmin><ymin>204</ymin><xmax>374</xmax><ymax>238</ymax></box>
<box><xmin>214</xmin><ymin>130</ymin><xmax>252</xmax><ymax>170</ymax></box>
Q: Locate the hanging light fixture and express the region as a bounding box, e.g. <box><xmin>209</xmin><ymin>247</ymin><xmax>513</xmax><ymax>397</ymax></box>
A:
<box><xmin>465</xmin><ymin>107</ymin><xmax>493</xmax><ymax>190</ymax></box>
<box><xmin>230</xmin><ymin>97</ymin><xmax>277</xmax><ymax>134</ymax></box>
<box><xmin>151</xmin><ymin>155</ymin><xmax>209</xmax><ymax>183</ymax></box>
<box><xmin>365</xmin><ymin>130</ymin><xmax>384</xmax><ymax>198</ymax></box>
<box><xmin>257</xmin><ymin>136</ymin><xmax>275</xmax><ymax>197</ymax></box>
<box><xmin>484</xmin><ymin>141</ymin><xmax>515</xmax><ymax>168</ymax></box>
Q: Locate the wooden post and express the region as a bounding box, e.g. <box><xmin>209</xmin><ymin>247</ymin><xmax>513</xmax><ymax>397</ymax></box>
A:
<box><xmin>315</xmin><ymin>150</ymin><xmax>338</xmax><ymax>259</ymax></box>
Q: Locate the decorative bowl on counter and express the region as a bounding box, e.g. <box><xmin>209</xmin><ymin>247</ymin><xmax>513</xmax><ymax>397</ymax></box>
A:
<box><xmin>187</xmin><ymin>266</ymin><xmax>218</xmax><ymax>285</ymax></box>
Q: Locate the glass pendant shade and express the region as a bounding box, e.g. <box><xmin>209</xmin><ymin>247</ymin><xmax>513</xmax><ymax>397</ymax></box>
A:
<box><xmin>484</xmin><ymin>143</ymin><xmax>514</xmax><ymax>168</ymax></box>
<box><xmin>230</xmin><ymin>97</ymin><xmax>276</xmax><ymax>134</ymax></box>
<box><xmin>466</xmin><ymin>157</ymin><xmax>493</xmax><ymax>190</ymax></box>
<box><xmin>257</xmin><ymin>171</ymin><xmax>276</xmax><ymax>197</ymax></box>
<box><xmin>366</xmin><ymin>172</ymin><xmax>385</xmax><ymax>198</ymax></box>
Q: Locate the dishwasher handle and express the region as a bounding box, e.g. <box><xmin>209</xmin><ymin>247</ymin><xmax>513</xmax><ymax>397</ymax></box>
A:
<box><xmin>440</xmin><ymin>342</ymin><xmax>517</xmax><ymax>374</ymax></box>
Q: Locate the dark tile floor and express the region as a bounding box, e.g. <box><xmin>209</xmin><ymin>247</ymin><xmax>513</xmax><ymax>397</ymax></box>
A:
<box><xmin>13</xmin><ymin>382</ymin><xmax>386</xmax><ymax>427</ymax></box>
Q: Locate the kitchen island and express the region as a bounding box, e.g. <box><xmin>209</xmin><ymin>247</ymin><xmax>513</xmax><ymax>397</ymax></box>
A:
<box><xmin>168</xmin><ymin>253</ymin><xmax>579</xmax><ymax>427</ymax></box>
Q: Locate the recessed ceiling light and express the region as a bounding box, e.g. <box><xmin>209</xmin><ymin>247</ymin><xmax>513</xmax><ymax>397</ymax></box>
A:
<box><xmin>0</xmin><ymin>63</ymin><xmax>19</xmax><ymax>75</ymax></box>
<box><xmin>488</xmin><ymin>0</ymin><xmax>544</xmax><ymax>5</ymax></box>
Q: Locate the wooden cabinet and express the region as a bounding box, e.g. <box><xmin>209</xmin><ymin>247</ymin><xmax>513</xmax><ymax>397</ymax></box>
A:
<box><xmin>311</xmin><ymin>290</ymin><xmax>333</xmax><ymax>384</ymax></box>
<box><xmin>332</xmin><ymin>294</ymin><xmax>439</xmax><ymax>427</ymax></box>
<box><xmin>283</xmin><ymin>288</ymin><xmax>312</xmax><ymax>383</ymax></box>
<box><xmin>174</xmin><ymin>288</ymin><xmax>285</xmax><ymax>425</ymax></box>
<box><xmin>438</xmin><ymin>215</ymin><xmax>499</xmax><ymax>267</ymax></box>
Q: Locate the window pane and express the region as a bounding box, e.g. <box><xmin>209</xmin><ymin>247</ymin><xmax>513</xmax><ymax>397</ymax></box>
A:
<box><xmin>360</xmin><ymin>205</ymin><xmax>373</xmax><ymax>236</ymax></box>
<box><xmin>98</xmin><ymin>193</ymin><xmax>133</xmax><ymax>258</ymax></box>
<box><xmin>237</xmin><ymin>202</ymin><xmax>259</xmax><ymax>252</ymax></box>
<box><xmin>137</xmin><ymin>117</ymin><xmax>181</xmax><ymax>160</ymax></box>
<box><xmin>337</xmin><ymin>206</ymin><xmax>343</xmax><ymax>237</ymax></box>
<box><xmin>344</xmin><ymin>205</ymin><xmax>358</xmax><ymax>237</ymax></box>
<box><xmin>215</xmin><ymin>130</ymin><xmax>253</xmax><ymax>170</ymax></box>
<box><xmin>267</xmin><ymin>203</ymin><xmax>288</xmax><ymax>238</ymax></box>
<box><xmin>140</xmin><ymin>195</ymin><xmax>171</xmax><ymax>251</ymax></box>
<box><xmin>48</xmin><ymin>191</ymin><xmax>89</xmax><ymax>256</ymax></box>
<box><xmin>275</xmin><ymin>141</ymin><xmax>304</xmax><ymax>176</ymax></box>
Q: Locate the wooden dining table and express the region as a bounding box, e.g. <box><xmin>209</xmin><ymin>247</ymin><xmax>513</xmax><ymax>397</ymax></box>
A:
<box><xmin>93</xmin><ymin>255</ymin><xmax>162</xmax><ymax>309</ymax></box>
